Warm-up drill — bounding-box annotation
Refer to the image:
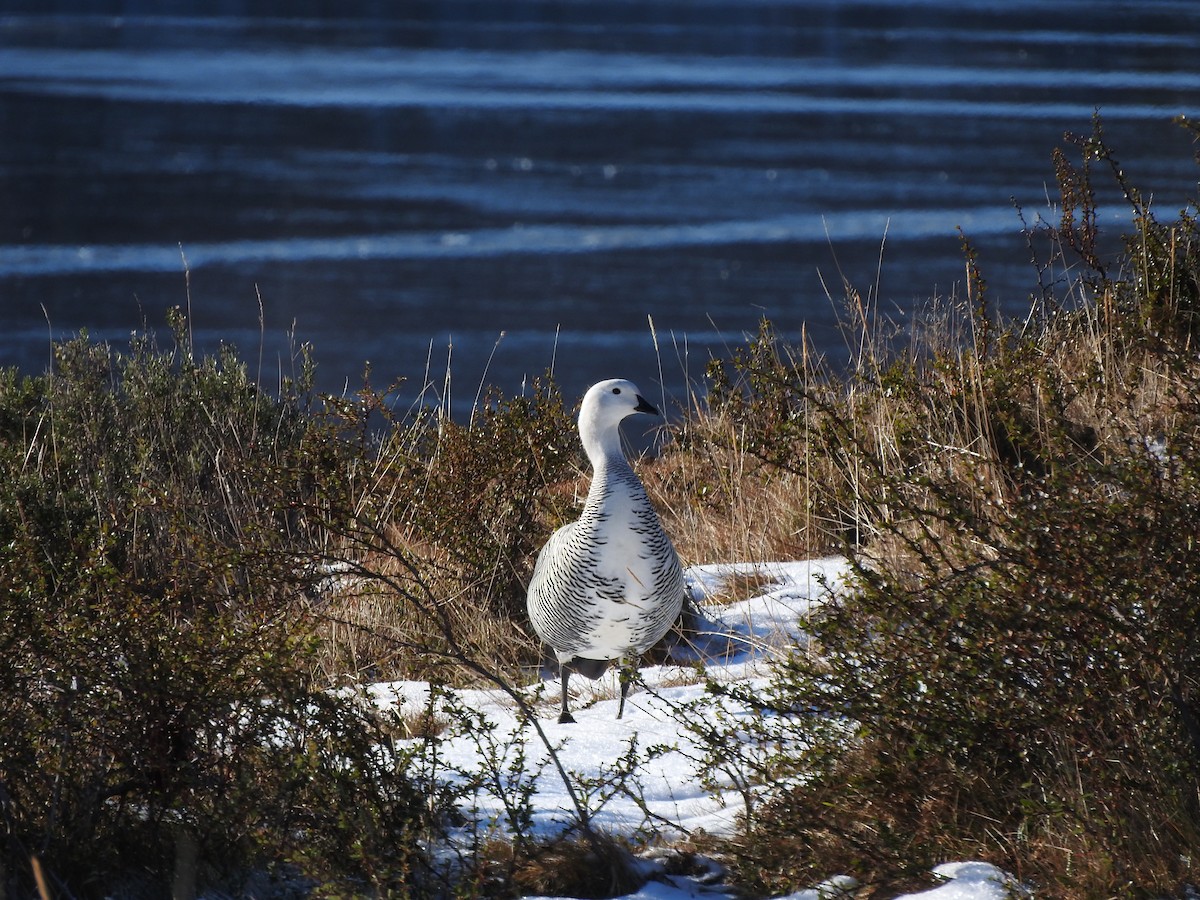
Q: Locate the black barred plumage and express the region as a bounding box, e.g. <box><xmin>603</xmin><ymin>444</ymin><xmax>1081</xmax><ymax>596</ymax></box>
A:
<box><xmin>527</xmin><ymin>378</ymin><xmax>685</xmax><ymax>723</ymax></box>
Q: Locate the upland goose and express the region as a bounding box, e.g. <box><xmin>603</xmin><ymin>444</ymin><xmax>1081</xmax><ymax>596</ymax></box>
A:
<box><xmin>527</xmin><ymin>378</ymin><xmax>685</xmax><ymax>723</ymax></box>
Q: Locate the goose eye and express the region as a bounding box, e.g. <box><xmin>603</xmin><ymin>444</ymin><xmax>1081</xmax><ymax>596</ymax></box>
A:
<box><xmin>612</xmin><ymin>388</ymin><xmax>621</xmax><ymax>394</ymax></box>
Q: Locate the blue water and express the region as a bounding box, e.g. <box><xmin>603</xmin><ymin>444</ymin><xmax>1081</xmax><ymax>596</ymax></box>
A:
<box><xmin>1</xmin><ymin>1</ymin><xmax>1198</xmax><ymax>414</ymax></box>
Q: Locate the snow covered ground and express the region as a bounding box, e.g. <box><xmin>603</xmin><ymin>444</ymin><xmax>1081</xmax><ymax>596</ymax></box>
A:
<box><xmin>370</xmin><ymin>558</ymin><xmax>1026</xmax><ymax>900</ymax></box>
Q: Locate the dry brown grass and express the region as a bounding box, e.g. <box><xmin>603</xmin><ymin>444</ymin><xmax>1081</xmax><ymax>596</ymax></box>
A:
<box><xmin>308</xmin><ymin>381</ymin><xmax>577</xmax><ymax>686</ymax></box>
<box><xmin>478</xmin><ymin>832</ymin><xmax>646</xmax><ymax>899</ymax></box>
<box><xmin>311</xmin><ymin>539</ymin><xmax>545</xmax><ymax>686</ymax></box>
<box><xmin>699</xmin><ymin>568</ymin><xmax>782</xmax><ymax>607</ymax></box>
<box><xmin>642</xmin><ymin>426</ymin><xmax>825</xmax><ymax>567</ymax></box>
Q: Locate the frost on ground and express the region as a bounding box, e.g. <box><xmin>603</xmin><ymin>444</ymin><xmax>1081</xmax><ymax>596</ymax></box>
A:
<box><xmin>370</xmin><ymin>557</ymin><xmax>1024</xmax><ymax>900</ymax></box>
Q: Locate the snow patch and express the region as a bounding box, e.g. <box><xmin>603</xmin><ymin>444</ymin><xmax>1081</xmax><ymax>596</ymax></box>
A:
<box><xmin>379</xmin><ymin>556</ymin><xmax>1023</xmax><ymax>899</ymax></box>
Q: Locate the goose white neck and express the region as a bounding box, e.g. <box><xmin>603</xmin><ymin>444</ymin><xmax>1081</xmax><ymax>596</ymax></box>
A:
<box><xmin>579</xmin><ymin>408</ymin><xmax>629</xmax><ymax>472</ymax></box>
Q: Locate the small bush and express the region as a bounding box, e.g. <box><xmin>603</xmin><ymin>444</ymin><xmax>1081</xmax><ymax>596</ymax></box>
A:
<box><xmin>0</xmin><ymin>316</ymin><xmax>437</xmax><ymax>896</ymax></box>
<box><xmin>313</xmin><ymin>377</ymin><xmax>580</xmax><ymax>683</ymax></box>
<box><xmin>470</xmin><ymin>832</ymin><xmax>644</xmax><ymax>900</ymax></box>
<box><xmin>697</xmin><ymin>119</ymin><xmax>1200</xmax><ymax>896</ymax></box>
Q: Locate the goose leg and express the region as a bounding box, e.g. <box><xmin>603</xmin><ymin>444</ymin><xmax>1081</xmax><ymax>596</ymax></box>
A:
<box><xmin>558</xmin><ymin>664</ymin><xmax>576</xmax><ymax>724</ymax></box>
<box><xmin>616</xmin><ymin>660</ymin><xmax>631</xmax><ymax>720</ymax></box>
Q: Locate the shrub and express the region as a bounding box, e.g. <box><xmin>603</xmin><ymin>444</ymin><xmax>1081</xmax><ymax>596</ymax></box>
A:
<box><xmin>0</xmin><ymin>316</ymin><xmax>437</xmax><ymax>896</ymax></box>
<box><xmin>698</xmin><ymin>119</ymin><xmax>1200</xmax><ymax>896</ymax></box>
<box><xmin>312</xmin><ymin>377</ymin><xmax>581</xmax><ymax>684</ymax></box>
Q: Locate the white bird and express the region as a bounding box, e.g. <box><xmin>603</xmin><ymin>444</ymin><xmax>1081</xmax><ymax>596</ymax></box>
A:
<box><xmin>527</xmin><ymin>378</ymin><xmax>685</xmax><ymax>723</ymax></box>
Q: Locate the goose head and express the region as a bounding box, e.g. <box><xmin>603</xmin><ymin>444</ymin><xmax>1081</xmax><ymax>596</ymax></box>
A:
<box><xmin>577</xmin><ymin>378</ymin><xmax>660</xmax><ymax>463</ymax></box>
